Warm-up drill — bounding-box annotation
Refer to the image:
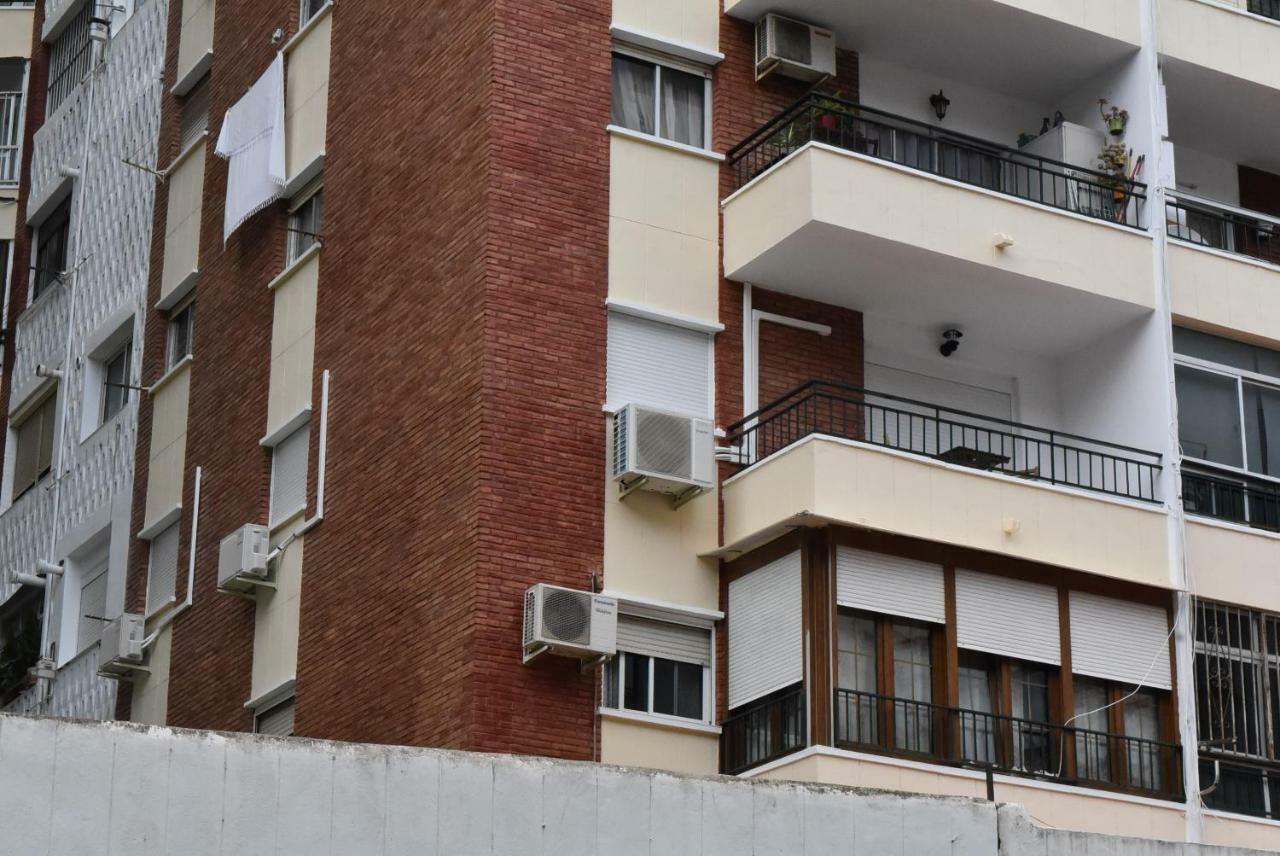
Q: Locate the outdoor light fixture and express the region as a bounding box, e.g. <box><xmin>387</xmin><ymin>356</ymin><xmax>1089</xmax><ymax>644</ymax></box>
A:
<box><xmin>939</xmin><ymin>328</ymin><xmax>963</xmax><ymax>357</ymax></box>
<box><xmin>930</xmin><ymin>90</ymin><xmax>951</xmax><ymax>121</ymax></box>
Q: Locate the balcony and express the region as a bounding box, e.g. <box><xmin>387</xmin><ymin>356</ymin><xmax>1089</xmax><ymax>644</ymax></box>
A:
<box><xmin>721</xmin><ymin>382</ymin><xmax>1171</xmax><ymax>588</ymax></box>
<box><xmin>3</xmin><ymin>642</ymin><xmax>117</xmax><ymax>720</ymax></box>
<box><xmin>0</xmin><ymin>91</ymin><xmax>20</xmax><ymax>186</ymax></box>
<box><xmin>1159</xmin><ymin>0</ymin><xmax>1280</xmax><ymax>94</ymax></box>
<box><xmin>721</xmin><ymin>688</ymin><xmax>1182</xmax><ymax>801</ymax></box>
<box><xmin>1182</xmin><ymin>465</ymin><xmax>1280</xmax><ymax>531</ymax></box>
<box><xmin>1201</xmin><ymin>757</ymin><xmax>1280</xmax><ymax>822</ymax></box>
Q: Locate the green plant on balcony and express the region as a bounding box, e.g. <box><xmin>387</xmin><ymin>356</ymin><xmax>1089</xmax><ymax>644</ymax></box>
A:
<box><xmin>1099</xmin><ymin>99</ymin><xmax>1129</xmax><ymax>137</ymax></box>
<box><xmin>765</xmin><ymin>92</ymin><xmax>848</xmax><ymax>156</ymax></box>
<box><xmin>1097</xmin><ymin>142</ymin><xmax>1131</xmax><ymax>197</ymax></box>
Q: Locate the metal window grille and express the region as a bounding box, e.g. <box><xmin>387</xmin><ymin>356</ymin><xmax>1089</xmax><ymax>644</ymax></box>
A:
<box><xmin>47</xmin><ymin>3</ymin><xmax>93</xmax><ymax>114</ymax></box>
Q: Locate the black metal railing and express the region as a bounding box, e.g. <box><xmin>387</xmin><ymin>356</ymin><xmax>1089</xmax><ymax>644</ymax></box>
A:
<box><xmin>725</xmin><ymin>381</ymin><xmax>1162</xmax><ymax>503</ymax></box>
<box><xmin>1249</xmin><ymin>0</ymin><xmax>1280</xmax><ymax>21</ymax></box>
<box><xmin>726</xmin><ymin>94</ymin><xmax>1146</xmax><ymax>228</ymax></box>
<box><xmin>720</xmin><ymin>686</ymin><xmax>806</xmax><ymax>776</ymax></box>
<box><xmin>1166</xmin><ymin>196</ymin><xmax>1280</xmax><ymax>267</ymax></box>
<box><xmin>1182</xmin><ymin>465</ymin><xmax>1280</xmax><ymax>531</ymax></box>
<box><xmin>1201</xmin><ymin>756</ymin><xmax>1280</xmax><ymax>820</ymax></box>
<box><xmin>834</xmin><ymin>689</ymin><xmax>1182</xmax><ymax>798</ymax></box>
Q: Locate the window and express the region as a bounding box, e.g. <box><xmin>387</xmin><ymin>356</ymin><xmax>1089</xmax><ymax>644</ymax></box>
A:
<box><xmin>611</xmin><ymin>52</ymin><xmax>709</xmax><ymax>149</ymax></box>
<box><xmin>47</xmin><ymin>3</ymin><xmax>92</xmax><ymax>113</ymax></box>
<box><xmin>270</xmin><ymin>424</ymin><xmax>310</xmax><ymax>525</ymax></box>
<box><xmin>300</xmin><ymin>0</ymin><xmax>327</xmax><ymax>26</ymax></box>
<box><xmin>101</xmin><ymin>342</ymin><xmax>132</xmax><ymax>423</ymax></box>
<box><xmin>33</xmin><ymin>197</ymin><xmax>72</xmax><ymax>300</ymax></box>
<box><xmin>835</xmin><ymin>613</ymin><xmax>877</xmax><ymax>743</ymax></box>
<box><xmin>77</xmin><ymin>564</ymin><xmax>108</xmax><ymax>651</ymax></box>
<box><xmin>166</xmin><ymin>300</ymin><xmax>195</xmax><ymax>370</ymax></box>
<box><xmin>1195</xmin><ymin>600</ymin><xmax>1277</xmax><ymax>761</ymax></box>
<box><xmin>286</xmin><ymin>185</ymin><xmax>323</xmax><ymax>264</ymax></box>
<box><xmin>146</xmin><ymin>522</ymin><xmax>179</xmax><ymax>616</ymax></box>
<box><xmin>0</xmin><ymin>589</ymin><xmax>41</xmax><ymax>707</ymax></box>
<box><xmin>0</xmin><ymin>60</ymin><xmax>24</xmax><ymax>185</ymax></box>
<box><xmin>255</xmin><ymin>697</ymin><xmax>295</xmax><ymax>736</ymax></box>
<box><xmin>958</xmin><ymin>653</ymin><xmax>998</xmax><ymax>766</ymax></box>
<box><xmin>604</xmin><ymin>652</ymin><xmax>705</xmax><ymax>721</ymax></box>
<box><xmin>178</xmin><ymin>74</ymin><xmax>210</xmax><ymax>152</ymax></box>
<box><xmin>11</xmin><ymin>390</ymin><xmax>56</xmax><ymax>500</ymax></box>
<box><xmin>893</xmin><ymin>621</ymin><xmax>934</xmax><ymax>752</ymax></box>
<box><xmin>1011</xmin><ymin>662</ymin><xmax>1053</xmax><ymax>773</ymax></box>
<box><xmin>1073</xmin><ymin>677</ymin><xmax>1112</xmax><ymax>782</ymax></box>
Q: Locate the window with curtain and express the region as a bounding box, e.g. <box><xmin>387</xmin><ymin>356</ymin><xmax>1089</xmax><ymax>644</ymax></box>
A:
<box><xmin>610</xmin><ymin>52</ymin><xmax>708</xmax><ymax>149</ymax></box>
<box><xmin>893</xmin><ymin>621</ymin><xmax>933</xmax><ymax>753</ymax></box>
<box><xmin>1011</xmin><ymin>663</ymin><xmax>1053</xmax><ymax>774</ymax></box>
<box><xmin>1073</xmin><ymin>677</ymin><xmax>1112</xmax><ymax>782</ymax></box>
<box><xmin>958</xmin><ymin>653</ymin><xmax>998</xmax><ymax>766</ymax></box>
<box><xmin>836</xmin><ymin>612</ymin><xmax>878</xmax><ymax>744</ymax></box>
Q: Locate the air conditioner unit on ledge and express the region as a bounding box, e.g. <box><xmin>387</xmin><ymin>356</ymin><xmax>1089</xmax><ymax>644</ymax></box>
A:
<box><xmin>612</xmin><ymin>403</ymin><xmax>714</xmax><ymax>502</ymax></box>
<box><xmin>523</xmin><ymin>584</ymin><xmax>617</xmax><ymax>664</ymax></box>
<box><xmin>218</xmin><ymin>523</ymin><xmax>271</xmax><ymax>593</ymax></box>
<box><xmin>755</xmin><ymin>13</ymin><xmax>836</xmax><ymax>83</ymax></box>
<box><xmin>97</xmin><ymin>613</ymin><xmax>145</xmax><ymax>678</ymax></box>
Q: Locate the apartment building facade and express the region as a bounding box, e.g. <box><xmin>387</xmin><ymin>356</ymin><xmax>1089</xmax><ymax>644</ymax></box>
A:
<box><xmin>3</xmin><ymin>0</ymin><xmax>1280</xmax><ymax>850</ymax></box>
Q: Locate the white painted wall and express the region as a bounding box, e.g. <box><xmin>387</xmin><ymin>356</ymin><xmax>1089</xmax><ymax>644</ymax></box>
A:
<box><xmin>1172</xmin><ymin>143</ymin><xmax>1240</xmax><ymax>205</ymax></box>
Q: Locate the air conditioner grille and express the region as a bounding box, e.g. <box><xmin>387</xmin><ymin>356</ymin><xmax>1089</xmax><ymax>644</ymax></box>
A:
<box><xmin>634</xmin><ymin>409</ymin><xmax>692</xmax><ymax>479</ymax></box>
<box><xmin>523</xmin><ymin>588</ymin><xmax>537</xmax><ymax>648</ymax></box>
<box><xmin>612</xmin><ymin>406</ymin><xmax>630</xmax><ymax>478</ymax></box>
<box><xmin>774</xmin><ymin>16</ymin><xmax>812</xmax><ymax>64</ymax></box>
<box><xmin>542</xmin><ymin>589</ymin><xmax>592</xmax><ymax>646</ymax></box>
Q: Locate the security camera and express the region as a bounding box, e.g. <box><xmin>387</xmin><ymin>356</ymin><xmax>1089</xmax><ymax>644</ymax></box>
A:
<box><xmin>939</xmin><ymin>329</ymin><xmax>963</xmax><ymax>358</ymax></box>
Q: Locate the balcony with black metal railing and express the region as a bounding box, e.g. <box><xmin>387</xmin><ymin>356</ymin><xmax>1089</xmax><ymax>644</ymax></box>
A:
<box><xmin>719</xmin><ymin>381</ymin><xmax>1172</xmax><ymax>589</ymax></box>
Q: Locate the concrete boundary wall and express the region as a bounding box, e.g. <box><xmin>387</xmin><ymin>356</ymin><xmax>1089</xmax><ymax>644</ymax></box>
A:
<box><xmin>0</xmin><ymin>715</ymin><xmax>1266</xmax><ymax>856</ymax></box>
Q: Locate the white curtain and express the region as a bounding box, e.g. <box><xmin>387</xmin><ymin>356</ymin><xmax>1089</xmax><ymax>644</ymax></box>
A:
<box><xmin>661</xmin><ymin>67</ymin><xmax>704</xmax><ymax>147</ymax></box>
<box><xmin>611</xmin><ymin>55</ymin><xmax>654</xmax><ymax>136</ymax></box>
<box><xmin>215</xmin><ymin>53</ymin><xmax>286</xmax><ymax>242</ymax></box>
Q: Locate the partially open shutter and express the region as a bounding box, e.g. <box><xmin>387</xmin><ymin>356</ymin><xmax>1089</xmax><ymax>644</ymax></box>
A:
<box><xmin>728</xmin><ymin>550</ymin><xmax>802</xmax><ymax>710</ymax></box>
<box><xmin>616</xmin><ymin>615</ymin><xmax>711</xmax><ymax>666</ymax></box>
<box><xmin>955</xmin><ymin>569</ymin><xmax>1060</xmax><ymax>665</ymax></box>
<box><xmin>1070</xmin><ymin>592</ymin><xmax>1172</xmax><ymax>690</ymax></box>
<box><xmin>836</xmin><ymin>547</ymin><xmax>944</xmax><ymax>623</ymax></box>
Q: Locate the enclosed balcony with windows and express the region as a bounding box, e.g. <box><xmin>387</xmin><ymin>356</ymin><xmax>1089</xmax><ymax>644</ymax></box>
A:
<box><xmin>718</xmin><ymin>534</ymin><xmax>1185</xmax><ymax>837</ymax></box>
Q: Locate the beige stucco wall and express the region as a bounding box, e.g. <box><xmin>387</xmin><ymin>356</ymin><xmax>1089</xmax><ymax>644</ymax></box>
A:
<box><xmin>994</xmin><ymin>0</ymin><xmax>1142</xmax><ymax>45</ymax></box>
<box><xmin>603</xmin><ymin>418</ymin><xmax>720</xmax><ymax>611</ymax></box>
<box><xmin>1203</xmin><ymin>811</ymin><xmax>1280</xmax><ymax>851</ymax></box>
<box><xmin>285</xmin><ymin>9</ymin><xmax>330</xmax><ymax>183</ymax></box>
<box><xmin>175</xmin><ymin>0</ymin><xmax>214</xmax><ymax>85</ymax></box>
<box><xmin>129</xmin><ymin>623</ymin><xmax>171</xmax><ymax>725</ymax></box>
<box><xmin>0</xmin><ymin>197</ymin><xmax>15</xmax><ymax>240</ymax></box>
<box><xmin>608</xmin><ymin>133</ymin><xmax>719</xmax><ymax>325</ymax></box>
<box><xmin>1185</xmin><ymin>518</ymin><xmax>1280</xmax><ymax>613</ymax></box>
<box><xmin>756</xmin><ymin>751</ymin><xmax>1188</xmax><ymax>842</ymax></box>
<box><xmin>1158</xmin><ymin>0</ymin><xmax>1280</xmax><ymax>90</ymax></box>
<box><xmin>1168</xmin><ymin>241</ymin><xmax>1280</xmax><ymax>348</ymax></box>
<box><xmin>0</xmin><ymin>8</ymin><xmax>34</xmax><ymax>59</ymax></box>
<box><xmin>266</xmin><ymin>253</ymin><xmax>318</xmax><ymax>436</ymax></box>
<box><xmin>250</xmin><ymin>530</ymin><xmax>303</xmax><ymax>701</ymax></box>
<box><xmin>599</xmin><ymin>715</ymin><xmax>720</xmax><ymax>775</ymax></box>
<box><xmin>159</xmin><ymin>145</ymin><xmax>205</xmax><ymax>306</ymax></box>
<box><xmin>143</xmin><ymin>362</ymin><xmax>190</xmax><ymax>530</ymax></box>
<box><xmin>612</xmin><ymin>0</ymin><xmax>718</xmax><ymax>55</ymax></box>
<box><xmin>723</xmin><ymin>147</ymin><xmax>1156</xmax><ymax>312</ymax></box>
<box><xmin>722</xmin><ymin>437</ymin><xmax>1172</xmax><ymax>588</ymax></box>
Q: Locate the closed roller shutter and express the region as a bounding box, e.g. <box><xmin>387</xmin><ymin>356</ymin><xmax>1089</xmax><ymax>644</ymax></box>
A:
<box><xmin>836</xmin><ymin>547</ymin><xmax>945</xmax><ymax>623</ymax></box>
<box><xmin>728</xmin><ymin>550</ymin><xmax>802</xmax><ymax>710</ymax></box>
<box><xmin>1070</xmin><ymin>592</ymin><xmax>1172</xmax><ymax>690</ymax></box>
<box><xmin>270</xmin><ymin>425</ymin><xmax>310</xmax><ymax>525</ymax></box>
<box><xmin>955</xmin><ymin>569</ymin><xmax>1060</xmax><ymax>665</ymax></box>
<box><xmin>255</xmin><ymin>699</ymin><xmax>295</xmax><ymax>736</ymax></box>
<box><xmin>607</xmin><ymin>312</ymin><xmax>712</xmax><ymax>417</ymax></box>
<box><xmin>616</xmin><ymin>615</ymin><xmax>711</xmax><ymax>666</ymax></box>
<box><xmin>146</xmin><ymin>523</ymin><xmax>180</xmax><ymax>616</ymax></box>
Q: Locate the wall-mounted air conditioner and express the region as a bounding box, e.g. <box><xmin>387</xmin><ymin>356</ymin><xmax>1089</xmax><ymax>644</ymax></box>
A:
<box><xmin>522</xmin><ymin>584</ymin><xmax>617</xmax><ymax>663</ymax></box>
<box><xmin>612</xmin><ymin>403</ymin><xmax>714</xmax><ymax>497</ymax></box>
<box><xmin>217</xmin><ymin>523</ymin><xmax>271</xmax><ymax>593</ymax></box>
<box><xmin>97</xmin><ymin>613</ymin><xmax>145</xmax><ymax>678</ymax></box>
<box><xmin>755</xmin><ymin>13</ymin><xmax>836</xmax><ymax>83</ymax></box>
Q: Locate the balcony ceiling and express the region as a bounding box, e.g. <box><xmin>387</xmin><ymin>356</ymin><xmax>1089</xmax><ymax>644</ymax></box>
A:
<box><xmin>1163</xmin><ymin>57</ymin><xmax>1280</xmax><ymax>176</ymax></box>
<box><xmin>726</xmin><ymin>0</ymin><xmax>1140</xmax><ymax>103</ymax></box>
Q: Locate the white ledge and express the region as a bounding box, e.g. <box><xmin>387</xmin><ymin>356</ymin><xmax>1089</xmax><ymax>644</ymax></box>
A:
<box><xmin>283</xmin><ymin>1</ymin><xmax>333</xmax><ymax>54</ymax></box>
<box><xmin>138</xmin><ymin>504</ymin><xmax>182</xmax><ymax>540</ymax></box>
<box><xmin>244</xmin><ymin>677</ymin><xmax>297</xmax><ymax>711</ymax></box>
<box><xmin>609</xmin><ymin>24</ymin><xmax>724</xmax><ymax>66</ymax></box>
<box><xmin>607</xmin><ymin>125</ymin><xmax>725</xmax><ymax>163</ymax></box>
<box><xmin>150</xmin><ymin>355</ymin><xmax>193</xmax><ymax>396</ymax></box>
<box><xmin>267</xmin><ymin>243</ymin><xmax>321</xmax><ymax>292</ymax></box>
<box><xmin>605</xmin><ymin>297</ymin><xmax>724</xmax><ymax>333</ymax></box>
<box><xmin>260</xmin><ymin>407</ymin><xmax>311</xmax><ymax>447</ymax></box>
<box><xmin>598</xmin><ymin>708</ymin><xmax>721</xmax><ymax>736</ymax></box>
<box><xmin>171</xmin><ymin>51</ymin><xmax>214</xmax><ymax>97</ymax></box>
<box><xmin>602</xmin><ymin>589</ymin><xmax>724</xmax><ymax>626</ymax></box>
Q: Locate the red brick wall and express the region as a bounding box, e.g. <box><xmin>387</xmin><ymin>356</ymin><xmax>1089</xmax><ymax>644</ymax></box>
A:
<box><xmin>755</xmin><ymin>287</ymin><xmax>863</xmax><ymax>409</ymax></box>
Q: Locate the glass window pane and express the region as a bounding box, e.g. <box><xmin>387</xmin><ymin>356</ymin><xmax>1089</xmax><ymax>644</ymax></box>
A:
<box><xmin>611</xmin><ymin>55</ymin><xmax>655</xmax><ymax>135</ymax></box>
<box><xmin>653</xmin><ymin>657</ymin><xmax>675</xmax><ymax>715</ymax></box>
<box><xmin>675</xmin><ymin>660</ymin><xmax>702</xmax><ymax>720</ymax></box>
<box><xmin>1175</xmin><ymin>327</ymin><xmax>1280</xmax><ymax>378</ymax></box>
<box><xmin>1176</xmin><ymin>365</ymin><xmax>1243</xmax><ymax>466</ymax></box>
<box><xmin>1073</xmin><ymin>678</ymin><xmax>1111</xmax><ymax>782</ymax></box>
<box><xmin>958</xmin><ymin>657</ymin><xmax>996</xmax><ymax>765</ymax></box>
<box><xmin>837</xmin><ymin>613</ymin><xmax>876</xmax><ymax>692</ymax></box>
<box><xmin>893</xmin><ymin>622</ymin><xmax>933</xmax><ymax>753</ymax></box>
<box><xmin>623</xmin><ymin>653</ymin><xmax>648</xmax><ymax>712</ymax></box>
<box><xmin>1124</xmin><ymin>689</ymin><xmax>1162</xmax><ymax>791</ymax></box>
<box><xmin>1243</xmin><ymin>382</ymin><xmax>1280</xmax><ymax>476</ymax></box>
<box><xmin>1011</xmin><ymin>663</ymin><xmax>1052</xmax><ymax>774</ymax></box>
<box><xmin>659</xmin><ymin>67</ymin><xmax>704</xmax><ymax>147</ymax></box>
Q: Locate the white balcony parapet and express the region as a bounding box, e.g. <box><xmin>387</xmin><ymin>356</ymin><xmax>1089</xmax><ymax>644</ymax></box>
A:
<box><xmin>0</xmin><ymin>91</ymin><xmax>21</xmax><ymax>185</ymax></box>
<box><xmin>3</xmin><ymin>641</ymin><xmax>117</xmax><ymax>720</ymax></box>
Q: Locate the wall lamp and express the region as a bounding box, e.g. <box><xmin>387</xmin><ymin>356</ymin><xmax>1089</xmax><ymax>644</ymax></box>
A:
<box><xmin>929</xmin><ymin>90</ymin><xmax>951</xmax><ymax>122</ymax></box>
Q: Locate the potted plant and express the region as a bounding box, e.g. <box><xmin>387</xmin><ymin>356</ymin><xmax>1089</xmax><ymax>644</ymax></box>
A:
<box><xmin>1099</xmin><ymin>99</ymin><xmax>1129</xmax><ymax>136</ymax></box>
<box><xmin>1097</xmin><ymin>142</ymin><xmax>1131</xmax><ymax>202</ymax></box>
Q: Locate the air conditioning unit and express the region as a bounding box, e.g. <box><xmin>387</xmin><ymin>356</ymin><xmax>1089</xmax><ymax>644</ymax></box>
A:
<box><xmin>218</xmin><ymin>523</ymin><xmax>270</xmax><ymax>592</ymax></box>
<box><xmin>97</xmin><ymin>613</ymin><xmax>145</xmax><ymax>678</ymax></box>
<box><xmin>612</xmin><ymin>404</ymin><xmax>714</xmax><ymax>497</ymax></box>
<box><xmin>755</xmin><ymin>13</ymin><xmax>836</xmax><ymax>83</ymax></box>
<box><xmin>522</xmin><ymin>584</ymin><xmax>617</xmax><ymax>663</ymax></box>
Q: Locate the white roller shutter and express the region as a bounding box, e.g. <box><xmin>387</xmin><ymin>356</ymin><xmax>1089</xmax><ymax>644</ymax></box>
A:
<box><xmin>728</xmin><ymin>550</ymin><xmax>802</xmax><ymax>710</ymax></box>
<box><xmin>955</xmin><ymin>569</ymin><xmax>1060</xmax><ymax>665</ymax></box>
<box><xmin>146</xmin><ymin>522</ymin><xmax>179</xmax><ymax>616</ymax></box>
<box><xmin>255</xmin><ymin>699</ymin><xmax>295</xmax><ymax>736</ymax></box>
<box><xmin>616</xmin><ymin>615</ymin><xmax>711</xmax><ymax>666</ymax></box>
<box><xmin>270</xmin><ymin>425</ymin><xmax>310</xmax><ymax>525</ymax></box>
<box><xmin>607</xmin><ymin>312</ymin><xmax>712</xmax><ymax>417</ymax></box>
<box><xmin>1070</xmin><ymin>592</ymin><xmax>1172</xmax><ymax>690</ymax></box>
<box><xmin>836</xmin><ymin>547</ymin><xmax>945</xmax><ymax>623</ymax></box>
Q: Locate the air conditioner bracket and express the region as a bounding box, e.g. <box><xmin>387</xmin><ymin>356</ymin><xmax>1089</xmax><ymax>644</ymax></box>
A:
<box><xmin>580</xmin><ymin>653</ymin><xmax>610</xmax><ymax>673</ymax></box>
<box><xmin>617</xmin><ymin>476</ymin><xmax>649</xmax><ymax>501</ymax></box>
<box><xmin>671</xmin><ymin>485</ymin><xmax>705</xmax><ymax>510</ymax></box>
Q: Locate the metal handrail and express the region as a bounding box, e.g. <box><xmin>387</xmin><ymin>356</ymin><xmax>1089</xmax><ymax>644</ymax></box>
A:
<box><xmin>834</xmin><ymin>689</ymin><xmax>1182</xmax><ymax>798</ymax></box>
<box><xmin>719</xmin><ymin>686</ymin><xmax>807</xmax><ymax>776</ymax></box>
<box><xmin>726</xmin><ymin>94</ymin><xmax>1147</xmax><ymax>227</ymax></box>
<box><xmin>1182</xmin><ymin>463</ymin><xmax>1280</xmax><ymax>531</ymax></box>
<box><xmin>1200</xmin><ymin>754</ymin><xmax>1280</xmax><ymax>820</ymax></box>
<box><xmin>1248</xmin><ymin>0</ymin><xmax>1280</xmax><ymax>22</ymax></box>
<box><xmin>1166</xmin><ymin>193</ymin><xmax>1280</xmax><ymax>267</ymax></box>
<box><xmin>726</xmin><ymin>380</ymin><xmax>1163</xmax><ymax>502</ymax></box>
